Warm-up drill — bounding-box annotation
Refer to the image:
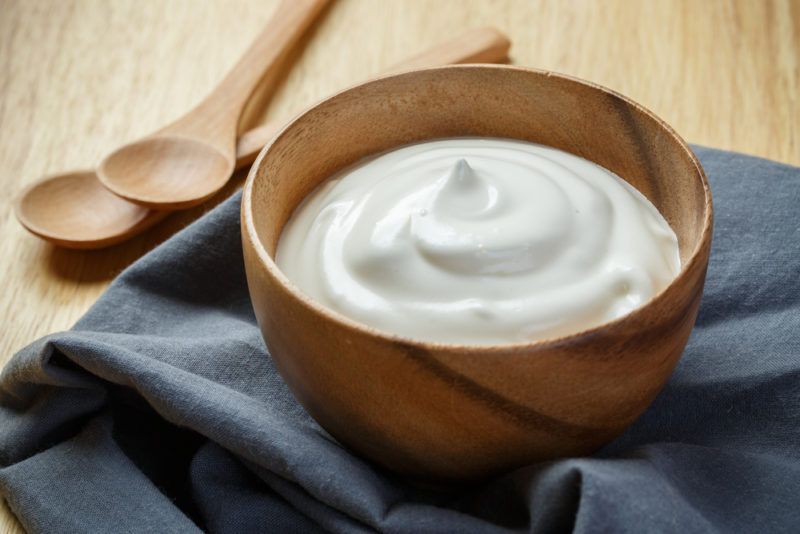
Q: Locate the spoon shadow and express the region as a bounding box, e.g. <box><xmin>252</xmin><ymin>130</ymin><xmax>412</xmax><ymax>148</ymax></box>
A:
<box><xmin>45</xmin><ymin>169</ymin><xmax>249</xmax><ymax>284</ymax></box>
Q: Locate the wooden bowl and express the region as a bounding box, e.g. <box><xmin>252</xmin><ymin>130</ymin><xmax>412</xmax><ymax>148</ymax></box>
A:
<box><xmin>241</xmin><ymin>65</ymin><xmax>713</xmax><ymax>481</ymax></box>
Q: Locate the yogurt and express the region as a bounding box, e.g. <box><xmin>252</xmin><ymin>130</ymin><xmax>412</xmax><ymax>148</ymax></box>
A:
<box><xmin>276</xmin><ymin>138</ymin><xmax>680</xmax><ymax>345</ymax></box>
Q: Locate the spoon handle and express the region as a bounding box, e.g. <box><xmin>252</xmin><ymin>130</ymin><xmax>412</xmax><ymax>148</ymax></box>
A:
<box><xmin>234</xmin><ymin>27</ymin><xmax>511</xmax><ymax>167</ymax></box>
<box><xmin>384</xmin><ymin>27</ymin><xmax>510</xmax><ymax>73</ymax></box>
<box><xmin>164</xmin><ymin>0</ymin><xmax>329</xmax><ymax>143</ymax></box>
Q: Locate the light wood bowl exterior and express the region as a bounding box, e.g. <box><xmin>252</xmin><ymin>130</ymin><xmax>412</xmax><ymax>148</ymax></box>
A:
<box><xmin>241</xmin><ymin>65</ymin><xmax>713</xmax><ymax>481</ymax></box>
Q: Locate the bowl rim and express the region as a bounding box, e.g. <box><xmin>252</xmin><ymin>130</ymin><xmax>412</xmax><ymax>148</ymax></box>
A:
<box><xmin>242</xmin><ymin>64</ymin><xmax>713</xmax><ymax>353</ymax></box>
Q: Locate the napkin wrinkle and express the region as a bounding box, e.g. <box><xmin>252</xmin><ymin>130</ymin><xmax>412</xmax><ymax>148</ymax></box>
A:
<box><xmin>629</xmin><ymin>443</ymin><xmax>798</xmax><ymax>531</ymax></box>
<box><xmin>249</xmin><ymin>466</ymin><xmax>377</xmax><ymax>533</ymax></box>
<box><xmin>1</xmin><ymin>412</ymin><xmax>203</xmax><ymax>534</ymax></box>
<box><xmin>190</xmin><ymin>442</ymin><xmax>326</xmax><ymax>533</ymax></box>
<box><xmin>1</xmin><ymin>146</ymin><xmax>800</xmax><ymax>533</ymax></box>
<box><xmin>0</xmin><ymin>338</ymin><xmax>108</xmax><ymax>466</ymax></box>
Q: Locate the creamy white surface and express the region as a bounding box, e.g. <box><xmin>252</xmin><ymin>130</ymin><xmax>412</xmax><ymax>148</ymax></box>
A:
<box><xmin>276</xmin><ymin>138</ymin><xmax>680</xmax><ymax>345</ymax></box>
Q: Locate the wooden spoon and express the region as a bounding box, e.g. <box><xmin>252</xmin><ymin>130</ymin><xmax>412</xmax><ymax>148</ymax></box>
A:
<box><xmin>15</xmin><ymin>27</ymin><xmax>511</xmax><ymax>250</ymax></box>
<box><xmin>96</xmin><ymin>0</ymin><xmax>329</xmax><ymax>210</ymax></box>
<box><xmin>14</xmin><ymin>124</ymin><xmax>280</xmax><ymax>250</ymax></box>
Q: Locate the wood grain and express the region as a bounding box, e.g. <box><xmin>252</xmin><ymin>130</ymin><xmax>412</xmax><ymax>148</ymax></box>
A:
<box><xmin>0</xmin><ymin>0</ymin><xmax>797</xmax><ymax>528</ymax></box>
<box><xmin>242</xmin><ymin>64</ymin><xmax>712</xmax><ymax>480</ymax></box>
<box><xmin>12</xmin><ymin>27</ymin><xmax>509</xmax><ymax>250</ymax></box>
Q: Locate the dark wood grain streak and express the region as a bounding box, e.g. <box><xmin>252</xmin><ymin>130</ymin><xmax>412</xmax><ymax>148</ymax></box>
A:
<box><xmin>397</xmin><ymin>343</ymin><xmax>605</xmax><ymax>439</ymax></box>
<box><xmin>242</xmin><ymin>65</ymin><xmax>713</xmax><ymax>480</ymax></box>
<box><xmin>605</xmin><ymin>92</ymin><xmax>665</xmax><ymax>207</ymax></box>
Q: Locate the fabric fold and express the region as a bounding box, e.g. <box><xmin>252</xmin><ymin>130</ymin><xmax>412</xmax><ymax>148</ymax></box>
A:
<box><xmin>1</xmin><ymin>147</ymin><xmax>799</xmax><ymax>533</ymax></box>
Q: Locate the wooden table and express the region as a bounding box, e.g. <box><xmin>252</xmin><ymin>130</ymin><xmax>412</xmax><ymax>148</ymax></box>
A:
<box><xmin>1</xmin><ymin>0</ymin><xmax>797</xmax><ymax>531</ymax></box>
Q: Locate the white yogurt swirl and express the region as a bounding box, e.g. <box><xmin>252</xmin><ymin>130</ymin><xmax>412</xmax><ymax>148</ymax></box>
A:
<box><xmin>276</xmin><ymin>138</ymin><xmax>680</xmax><ymax>345</ymax></box>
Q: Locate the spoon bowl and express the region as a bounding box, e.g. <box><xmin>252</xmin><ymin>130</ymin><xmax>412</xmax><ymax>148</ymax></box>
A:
<box><xmin>15</xmin><ymin>171</ymin><xmax>165</xmax><ymax>249</ymax></box>
<box><xmin>98</xmin><ymin>136</ymin><xmax>233</xmax><ymax>209</ymax></box>
<box><xmin>95</xmin><ymin>0</ymin><xmax>330</xmax><ymax>210</ymax></box>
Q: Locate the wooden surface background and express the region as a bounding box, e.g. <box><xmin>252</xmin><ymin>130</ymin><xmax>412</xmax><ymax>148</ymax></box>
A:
<box><xmin>1</xmin><ymin>0</ymin><xmax>797</xmax><ymax>531</ymax></box>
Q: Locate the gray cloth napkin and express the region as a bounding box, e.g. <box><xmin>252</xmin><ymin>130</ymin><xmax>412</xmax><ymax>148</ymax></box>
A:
<box><xmin>1</xmin><ymin>146</ymin><xmax>799</xmax><ymax>533</ymax></box>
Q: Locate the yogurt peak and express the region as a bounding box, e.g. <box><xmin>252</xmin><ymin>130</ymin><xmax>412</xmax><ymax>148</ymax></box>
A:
<box><xmin>276</xmin><ymin>138</ymin><xmax>680</xmax><ymax>345</ymax></box>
